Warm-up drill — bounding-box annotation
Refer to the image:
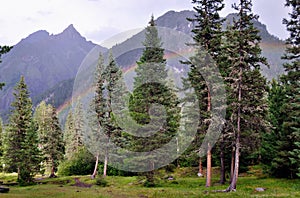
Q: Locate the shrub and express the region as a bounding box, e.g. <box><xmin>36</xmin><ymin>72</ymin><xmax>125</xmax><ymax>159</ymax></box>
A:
<box><xmin>58</xmin><ymin>147</ymin><xmax>95</xmax><ymax>176</ymax></box>
<box><xmin>95</xmin><ymin>176</ymin><xmax>108</xmax><ymax>187</ymax></box>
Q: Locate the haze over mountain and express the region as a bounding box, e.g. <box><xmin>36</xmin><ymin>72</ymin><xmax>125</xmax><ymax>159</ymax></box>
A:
<box><xmin>0</xmin><ymin>10</ymin><xmax>286</xmax><ymax>121</ymax></box>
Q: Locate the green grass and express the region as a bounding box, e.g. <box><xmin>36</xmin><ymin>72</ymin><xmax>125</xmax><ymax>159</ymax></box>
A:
<box><xmin>0</xmin><ymin>173</ymin><xmax>299</xmax><ymax>197</ymax></box>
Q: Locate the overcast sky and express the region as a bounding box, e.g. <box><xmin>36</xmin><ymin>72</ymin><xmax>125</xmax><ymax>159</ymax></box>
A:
<box><xmin>0</xmin><ymin>0</ymin><xmax>290</xmax><ymax>46</ymax></box>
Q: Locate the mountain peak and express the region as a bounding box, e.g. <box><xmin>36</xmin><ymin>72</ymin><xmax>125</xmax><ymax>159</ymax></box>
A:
<box><xmin>62</xmin><ymin>24</ymin><xmax>79</xmax><ymax>34</ymax></box>
<box><xmin>23</xmin><ymin>30</ymin><xmax>49</xmax><ymax>43</ymax></box>
<box><xmin>59</xmin><ymin>24</ymin><xmax>82</xmax><ymax>40</ymax></box>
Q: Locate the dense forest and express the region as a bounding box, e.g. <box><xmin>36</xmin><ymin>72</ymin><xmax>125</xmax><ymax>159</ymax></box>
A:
<box><xmin>0</xmin><ymin>0</ymin><xmax>299</xmax><ymax>194</ymax></box>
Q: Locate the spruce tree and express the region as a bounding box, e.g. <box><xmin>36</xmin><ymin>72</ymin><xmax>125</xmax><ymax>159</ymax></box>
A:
<box><xmin>280</xmin><ymin>0</ymin><xmax>300</xmax><ymax>178</ymax></box>
<box><xmin>223</xmin><ymin>0</ymin><xmax>268</xmax><ymax>191</ymax></box>
<box><xmin>35</xmin><ymin>102</ymin><xmax>64</xmax><ymax>178</ymax></box>
<box><xmin>89</xmin><ymin>52</ymin><xmax>124</xmax><ymax>178</ymax></box>
<box><xmin>88</xmin><ymin>52</ymin><xmax>105</xmax><ymax>179</ymax></box>
<box><xmin>64</xmin><ymin>102</ymin><xmax>84</xmax><ymax>160</ymax></box>
<box><xmin>261</xmin><ymin>80</ymin><xmax>285</xmax><ymax>176</ymax></box>
<box><xmin>3</xmin><ymin>76</ymin><xmax>41</xmax><ymax>183</ymax></box>
<box><xmin>129</xmin><ymin>16</ymin><xmax>180</xmax><ymax>186</ymax></box>
<box><xmin>64</xmin><ymin>111</ymin><xmax>75</xmax><ymax>160</ymax></box>
<box><xmin>187</xmin><ymin>0</ymin><xmax>225</xmax><ymax>187</ymax></box>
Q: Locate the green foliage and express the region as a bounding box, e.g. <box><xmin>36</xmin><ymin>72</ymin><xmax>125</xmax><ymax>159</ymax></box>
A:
<box><xmin>216</xmin><ymin>0</ymin><xmax>269</xmax><ymax>190</ymax></box>
<box><xmin>3</xmin><ymin>76</ymin><xmax>42</xmax><ymax>184</ymax></box>
<box><xmin>34</xmin><ymin>102</ymin><xmax>64</xmax><ymax>177</ymax></box>
<box><xmin>63</xmin><ymin>102</ymin><xmax>84</xmax><ymax>160</ymax></box>
<box><xmin>58</xmin><ymin>147</ymin><xmax>95</xmax><ymax>176</ymax></box>
<box><xmin>95</xmin><ymin>176</ymin><xmax>108</xmax><ymax>187</ymax></box>
<box><xmin>263</xmin><ymin>0</ymin><xmax>300</xmax><ymax>179</ymax></box>
<box><xmin>128</xmin><ymin>16</ymin><xmax>180</xmax><ymax>185</ymax></box>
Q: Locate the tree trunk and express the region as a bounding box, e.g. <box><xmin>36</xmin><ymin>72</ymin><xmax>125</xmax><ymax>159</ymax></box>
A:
<box><xmin>206</xmin><ymin>144</ymin><xmax>212</xmax><ymax>187</ymax></box>
<box><xmin>227</xmin><ymin>140</ymin><xmax>240</xmax><ymax>191</ymax></box>
<box><xmin>17</xmin><ymin>167</ymin><xmax>20</xmax><ymax>181</ymax></box>
<box><xmin>220</xmin><ymin>136</ymin><xmax>226</xmax><ymax>184</ymax></box>
<box><xmin>49</xmin><ymin>162</ymin><xmax>57</xmax><ymax>178</ymax></box>
<box><xmin>198</xmin><ymin>157</ymin><xmax>203</xmax><ymax>176</ymax></box>
<box><xmin>205</xmin><ymin>90</ymin><xmax>212</xmax><ymax>187</ymax></box>
<box><xmin>103</xmin><ymin>153</ymin><xmax>108</xmax><ymax>177</ymax></box>
<box><xmin>91</xmin><ymin>154</ymin><xmax>99</xmax><ymax>179</ymax></box>
<box><xmin>227</xmin><ymin>66</ymin><xmax>242</xmax><ymax>192</ymax></box>
<box><xmin>230</xmin><ymin>147</ymin><xmax>235</xmax><ymax>182</ymax></box>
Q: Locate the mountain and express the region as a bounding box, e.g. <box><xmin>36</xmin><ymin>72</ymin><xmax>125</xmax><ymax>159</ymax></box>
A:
<box><xmin>0</xmin><ymin>24</ymin><xmax>106</xmax><ymax>119</ymax></box>
<box><xmin>155</xmin><ymin>11</ymin><xmax>286</xmax><ymax>80</ymax></box>
<box><xmin>0</xmin><ymin>10</ymin><xmax>286</xmax><ymax>121</ymax></box>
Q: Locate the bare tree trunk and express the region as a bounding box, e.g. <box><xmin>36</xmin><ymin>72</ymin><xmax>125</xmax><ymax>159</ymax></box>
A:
<box><xmin>198</xmin><ymin>157</ymin><xmax>203</xmax><ymax>175</ymax></box>
<box><xmin>206</xmin><ymin>91</ymin><xmax>212</xmax><ymax>187</ymax></box>
<box><xmin>227</xmin><ymin>66</ymin><xmax>242</xmax><ymax>192</ymax></box>
<box><xmin>17</xmin><ymin>167</ymin><xmax>20</xmax><ymax>181</ymax></box>
<box><xmin>230</xmin><ymin>147</ymin><xmax>235</xmax><ymax>182</ymax></box>
<box><xmin>49</xmin><ymin>159</ymin><xmax>57</xmax><ymax>178</ymax></box>
<box><xmin>91</xmin><ymin>154</ymin><xmax>99</xmax><ymax>179</ymax></box>
<box><xmin>103</xmin><ymin>153</ymin><xmax>108</xmax><ymax>177</ymax></box>
<box><xmin>220</xmin><ymin>135</ymin><xmax>226</xmax><ymax>184</ymax></box>
<box><xmin>206</xmin><ymin>144</ymin><xmax>212</xmax><ymax>187</ymax></box>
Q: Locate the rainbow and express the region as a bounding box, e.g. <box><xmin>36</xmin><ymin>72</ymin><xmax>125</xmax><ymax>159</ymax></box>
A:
<box><xmin>56</xmin><ymin>48</ymin><xmax>194</xmax><ymax>116</ymax></box>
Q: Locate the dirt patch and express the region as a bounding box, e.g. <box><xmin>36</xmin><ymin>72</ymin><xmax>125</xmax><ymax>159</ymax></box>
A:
<box><xmin>72</xmin><ymin>178</ymin><xmax>92</xmax><ymax>188</ymax></box>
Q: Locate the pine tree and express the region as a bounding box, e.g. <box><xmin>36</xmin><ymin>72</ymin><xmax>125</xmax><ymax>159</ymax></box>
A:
<box><xmin>64</xmin><ymin>111</ymin><xmax>75</xmax><ymax>160</ymax></box>
<box><xmin>88</xmin><ymin>52</ymin><xmax>106</xmax><ymax>179</ymax></box>
<box><xmin>46</xmin><ymin>106</ymin><xmax>64</xmax><ymax>178</ymax></box>
<box><xmin>261</xmin><ymin>80</ymin><xmax>285</xmax><ymax>176</ymax></box>
<box><xmin>35</xmin><ymin>102</ymin><xmax>64</xmax><ymax>178</ymax></box>
<box><xmin>20</xmin><ymin>120</ymin><xmax>42</xmax><ymax>184</ymax></box>
<box><xmin>187</xmin><ymin>0</ymin><xmax>225</xmax><ymax>187</ymax></box>
<box><xmin>3</xmin><ymin>76</ymin><xmax>41</xmax><ymax>183</ymax></box>
<box><xmin>280</xmin><ymin>0</ymin><xmax>300</xmax><ymax>178</ymax></box>
<box><xmin>63</xmin><ymin>102</ymin><xmax>84</xmax><ymax>160</ymax></box>
<box><xmin>223</xmin><ymin>0</ymin><xmax>268</xmax><ymax>191</ymax></box>
<box><xmin>129</xmin><ymin>16</ymin><xmax>180</xmax><ymax>186</ymax></box>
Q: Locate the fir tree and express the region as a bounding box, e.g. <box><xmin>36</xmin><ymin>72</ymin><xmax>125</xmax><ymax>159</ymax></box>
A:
<box><xmin>63</xmin><ymin>102</ymin><xmax>84</xmax><ymax>160</ymax></box>
<box><xmin>89</xmin><ymin>52</ymin><xmax>106</xmax><ymax>179</ymax></box>
<box><xmin>187</xmin><ymin>0</ymin><xmax>225</xmax><ymax>187</ymax></box>
<box><xmin>129</xmin><ymin>16</ymin><xmax>180</xmax><ymax>186</ymax></box>
<box><xmin>279</xmin><ymin>0</ymin><xmax>300</xmax><ymax>178</ymax></box>
<box><xmin>35</xmin><ymin>102</ymin><xmax>64</xmax><ymax>178</ymax></box>
<box><xmin>3</xmin><ymin>76</ymin><xmax>41</xmax><ymax>183</ymax></box>
<box><xmin>261</xmin><ymin>80</ymin><xmax>285</xmax><ymax>176</ymax></box>
<box><xmin>222</xmin><ymin>0</ymin><xmax>268</xmax><ymax>191</ymax></box>
<box><xmin>64</xmin><ymin>111</ymin><xmax>75</xmax><ymax>160</ymax></box>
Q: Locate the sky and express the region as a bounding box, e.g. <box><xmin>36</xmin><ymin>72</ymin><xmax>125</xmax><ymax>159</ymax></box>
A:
<box><xmin>0</xmin><ymin>0</ymin><xmax>290</xmax><ymax>46</ymax></box>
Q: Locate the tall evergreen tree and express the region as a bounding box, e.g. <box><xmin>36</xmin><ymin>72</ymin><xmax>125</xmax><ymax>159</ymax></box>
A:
<box><xmin>187</xmin><ymin>0</ymin><xmax>225</xmax><ymax>187</ymax></box>
<box><xmin>64</xmin><ymin>102</ymin><xmax>84</xmax><ymax>160</ymax></box>
<box><xmin>129</xmin><ymin>16</ymin><xmax>180</xmax><ymax>186</ymax></box>
<box><xmin>90</xmin><ymin>52</ymin><xmax>106</xmax><ymax>179</ymax></box>
<box><xmin>64</xmin><ymin>111</ymin><xmax>75</xmax><ymax>160</ymax></box>
<box><xmin>3</xmin><ymin>76</ymin><xmax>41</xmax><ymax>183</ymax></box>
<box><xmin>261</xmin><ymin>80</ymin><xmax>285</xmax><ymax>176</ymax></box>
<box><xmin>280</xmin><ymin>0</ymin><xmax>300</xmax><ymax>178</ymax></box>
<box><xmin>46</xmin><ymin>106</ymin><xmax>64</xmax><ymax>178</ymax></box>
<box><xmin>222</xmin><ymin>0</ymin><xmax>268</xmax><ymax>191</ymax></box>
<box><xmin>35</xmin><ymin>102</ymin><xmax>64</xmax><ymax>178</ymax></box>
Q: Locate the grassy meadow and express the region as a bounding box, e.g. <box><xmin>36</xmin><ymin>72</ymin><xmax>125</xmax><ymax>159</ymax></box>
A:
<box><xmin>0</xmin><ymin>168</ymin><xmax>299</xmax><ymax>198</ymax></box>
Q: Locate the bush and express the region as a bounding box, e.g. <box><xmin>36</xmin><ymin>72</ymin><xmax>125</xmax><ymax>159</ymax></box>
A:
<box><xmin>95</xmin><ymin>176</ymin><xmax>108</xmax><ymax>187</ymax></box>
<box><xmin>58</xmin><ymin>147</ymin><xmax>95</xmax><ymax>176</ymax></box>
